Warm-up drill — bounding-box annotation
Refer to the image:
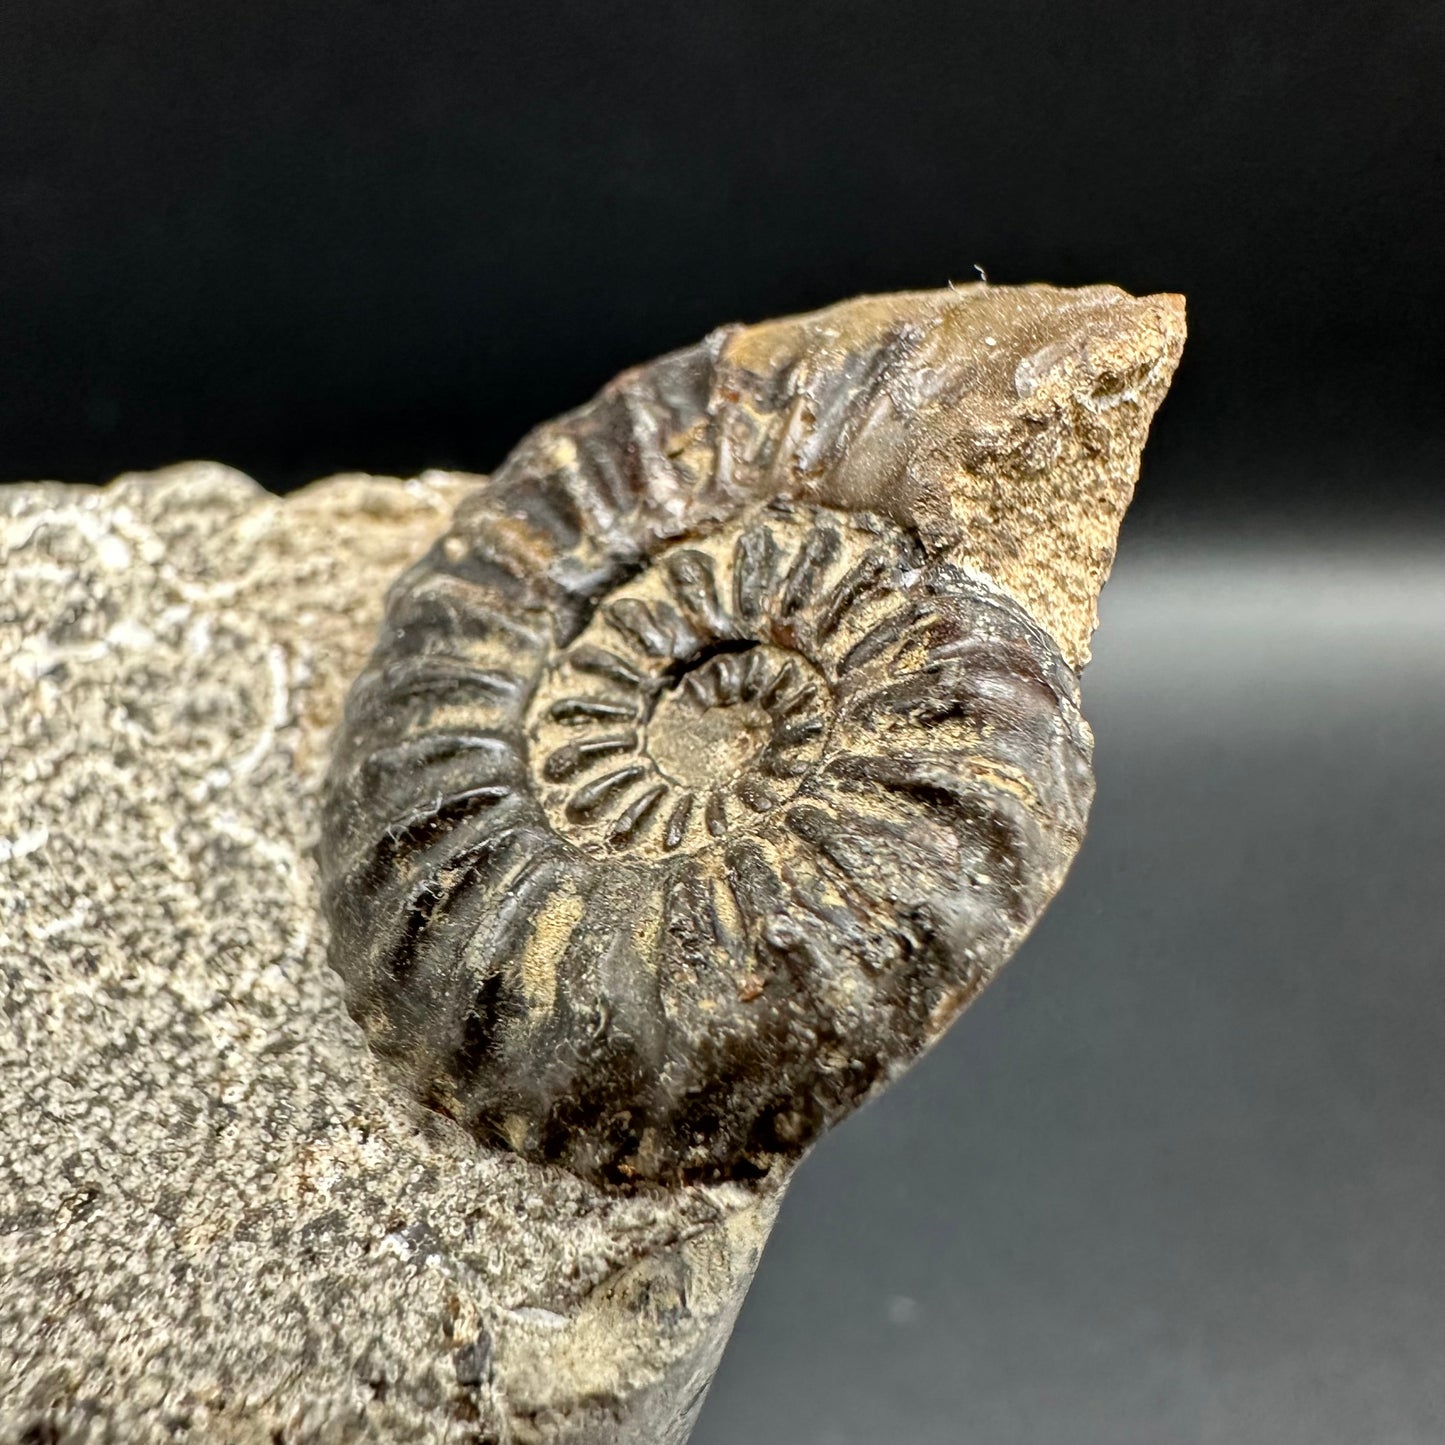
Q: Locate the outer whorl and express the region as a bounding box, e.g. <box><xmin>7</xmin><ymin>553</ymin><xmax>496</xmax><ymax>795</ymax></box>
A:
<box><xmin>320</xmin><ymin>283</ymin><xmax>1185</xmax><ymax>1186</ymax></box>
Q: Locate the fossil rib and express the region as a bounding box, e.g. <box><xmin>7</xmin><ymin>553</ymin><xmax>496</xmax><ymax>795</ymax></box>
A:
<box><xmin>320</xmin><ymin>283</ymin><xmax>1185</xmax><ymax>1188</ymax></box>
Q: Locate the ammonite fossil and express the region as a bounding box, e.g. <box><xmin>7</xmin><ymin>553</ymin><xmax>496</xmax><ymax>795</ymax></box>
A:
<box><xmin>320</xmin><ymin>284</ymin><xmax>1185</xmax><ymax>1187</ymax></box>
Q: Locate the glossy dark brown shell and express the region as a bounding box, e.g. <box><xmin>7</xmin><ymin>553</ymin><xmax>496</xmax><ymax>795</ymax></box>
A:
<box><xmin>320</xmin><ymin>316</ymin><xmax>1095</xmax><ymax>1187</ymax></box>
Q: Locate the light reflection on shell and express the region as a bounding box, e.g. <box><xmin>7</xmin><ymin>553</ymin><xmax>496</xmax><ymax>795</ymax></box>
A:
<box><xmin>320</xmin><ymin>304</ymin><xmax>1095</xmax><ymax>1187</ymax></box>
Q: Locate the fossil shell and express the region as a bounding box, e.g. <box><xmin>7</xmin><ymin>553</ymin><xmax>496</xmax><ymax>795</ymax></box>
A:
<box><xmin>321</xmin><ymin>285</ymin><xmax>1183</xmax><ymax>1186</ymax></box>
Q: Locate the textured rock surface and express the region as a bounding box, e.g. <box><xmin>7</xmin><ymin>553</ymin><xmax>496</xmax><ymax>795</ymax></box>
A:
<box><xmin>0</xmin><ymin>466</ymin><xmax>779</xmax><ymax>1444</ymax></box>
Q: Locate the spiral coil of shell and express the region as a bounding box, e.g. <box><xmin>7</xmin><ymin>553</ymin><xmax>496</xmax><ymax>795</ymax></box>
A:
<box><xmin>320</xmin><ymin>316</ymin><xmax>1095</xmax><ymax>1187</ymax></box>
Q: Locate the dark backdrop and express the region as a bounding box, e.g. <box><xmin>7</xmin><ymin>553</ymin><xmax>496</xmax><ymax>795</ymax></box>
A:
<box><xmin>2</xmin><ymin>0</ymin><xmax>1442</xmax><ymax>524</ymax></box>
<box><xmin>5</xmin><ymin>7</ymin><xmax>1443</xmax><ymax>1444</ymax></box>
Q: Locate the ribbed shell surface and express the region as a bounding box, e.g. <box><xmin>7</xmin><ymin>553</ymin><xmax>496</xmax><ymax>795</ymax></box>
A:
<box><xmin>320</xmin><ymin>320</ymin><xmax>1094</xmax><ymax>1186</ymax></box>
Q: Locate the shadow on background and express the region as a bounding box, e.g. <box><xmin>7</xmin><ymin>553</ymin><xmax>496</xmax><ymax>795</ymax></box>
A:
<box><xmin>696</xmin><ymin>535</ymin><xmax>1445</xmax><ymax>1444</ymax></box>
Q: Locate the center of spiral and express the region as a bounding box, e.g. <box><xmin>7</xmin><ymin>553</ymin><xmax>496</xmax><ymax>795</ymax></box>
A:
<box><xmin>522</xmin><ymin>516</ymin><xmax>869</xmax><ymax>858</ymax></box>
<box><xmin>647</xmin><ymin>664</ymin><xmax>771</xmax><ymax>790</ymax></box>
<box><xmin>528</xmin><ymin>626</ymin><xmax>832</xmax><ymax>859</ymax></box>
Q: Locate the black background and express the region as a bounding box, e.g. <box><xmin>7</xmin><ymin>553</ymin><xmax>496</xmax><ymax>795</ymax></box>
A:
<box><xmin>2</xmin><ymin>0</ymin><xmax>1442</xmax><ymax>525</ymax></box>
<box><xmin>4</xmin><ymin>6</ymin><xmax>1443</xmax><ymax>1443</ymax></box>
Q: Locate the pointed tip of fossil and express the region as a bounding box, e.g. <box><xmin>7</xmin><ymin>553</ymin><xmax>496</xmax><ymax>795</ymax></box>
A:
<box><xmin>722</xmin><ymin>282</ymin><xmax>1187</xmax><ymax>667</ymax></box>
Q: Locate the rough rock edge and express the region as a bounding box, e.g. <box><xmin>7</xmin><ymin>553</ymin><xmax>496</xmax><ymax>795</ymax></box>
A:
<box><xmin>0</xmin><ymin>464</ymin><xmax>780</xmax><ymax>1445</ymax></box>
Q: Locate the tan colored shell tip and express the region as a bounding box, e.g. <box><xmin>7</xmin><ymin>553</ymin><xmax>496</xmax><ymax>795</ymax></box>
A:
<box><xmin>723</xmin><ymin>281</ymin><xmax>1186</xmax><ymax>665</ymax></box>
